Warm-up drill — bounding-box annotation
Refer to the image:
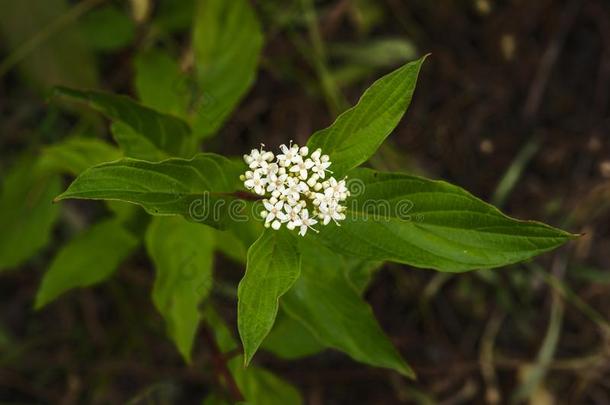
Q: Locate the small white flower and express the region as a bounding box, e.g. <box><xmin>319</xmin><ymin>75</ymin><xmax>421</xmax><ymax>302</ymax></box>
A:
<box><xmin>266</xmin><ymin>172</ymin><xmax>287</xmax><ymax>195</ymax></box>
<box><xmin>318</xmin><ymin>201</ymin><xmax>346</xmax><ymax>225</ymax></box>
<box><xmin>277</xmin><ymin>143</ymin><xmax>301</xmax><ymax>167</ymax></box>
<box><xmin>282</xmin><ymin>177</ymin><xmax>301</xmax><ymax>203</ymax></box>
<box><xmin>263</xmin><ymin>199</ymin><xmax>286</xmax><ymax>225</ymax></box>
<box><xmin>310</xmin><ymin>148</ymin><xmax>332</xmax><ymax>178</ymax></box>
<box><xmin>245</xmin><ymin>148</ymin><xmax>274</xmax><ymax>170</ymax></box>
<box><xmin>324</xmin><ymin>177</ymin><xmax>349</xmax><ymax>200</ymax></box>
<box><xmin>297</xmin><ymin>180</ymin><xmax>309</xmax><ymax>193</ymax></box>
<box><xmin>290</xmin><ymin>158</ymin><xmax>314</xmax><ymax>180</ymax></box>
<box><xmin>284</xmin><ymin>203</ymin><xmax>302</xmax><ymax>230</ymax></box>
<box><xmin>265</xmin><ymin>162</ymin><xmax>280</xmax><ymax>176</ymax></box>
<box><xmin>312</xmin><ymin>192</ymin><xmax>332</xmax><ymax>208</ymax></box>
<box><xmin>295</xmin><ymin>209</ymin><xmax>318</xmax><ymax>236</ymax></box>
<box><xmin>244</xmin><ymin>171</ymin><xmax>267</xmax><ymax>195</ymax></box>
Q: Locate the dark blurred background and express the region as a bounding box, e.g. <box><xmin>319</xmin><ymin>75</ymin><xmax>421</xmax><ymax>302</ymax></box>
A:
<box><xmin>1</xmin><ymin>0</ymin><xmax>610</xmax><ymax>403</ymax></box>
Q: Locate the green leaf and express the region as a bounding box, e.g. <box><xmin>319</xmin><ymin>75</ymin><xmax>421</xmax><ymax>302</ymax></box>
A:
<box><xmin>307</xmin><ymin>56</ymin><xmax>426</xmax><ymax>177</ymax></box>
<box><xmin>39</xmin><ymin>137</ymin><xmax>122</xmax><ymax>176</ymax></box>
<box><xmin>238</xmin><ymin>229</ymin><xmax>301</xmax><ymax>365</ymax></box>
<box><xmin>146</xmin><ymin>216</ymin><xmax>214</xmax><ymax>362</ymax></box>
<box><xmin>35</xmin><ymin>219</ymin><xmax>138</xmax><ymax>308</ymax></box>
<box><xmin>110</xmin><ymin>122</ymin><xmax>169</xmax><ymax>162</ymax></box>
<box><xmin>53</xmin><ymin>87</ymin><xmax>195</xmax><ymax>159</ymax></box>
<box><xmin>39</xmin><ymin>136</ymin><xmax>141</xmax><ymax>225</ymax></box>
<box><xmin>80</xmin><ymin>4</ymin><xmax>135</xmax><ymax>51</ymax></box>
<box><xmin>204</xmin><ymin>307</ymin><xmax>303</xmax><ymax>405</ymax></box>
<box><xmin>262</xmin><ymin>260</ymin><xmax>381</xmax><ymax>361</ymax></box>
<box><xmin>316</xmin><ymin>168</ymin><xmax>574</xmax><ymax>272</ymax></box>
<box><xmin>55</xmin><ymin>153</ymin><xmax>244</xmax><ymax>229</ymax></box>
<box><xmin>262</xmin><ymin>310</ymin><xmax>325</xmax><ymax>360</ymax></box>
<box><xmin>192</xmin><ymin>0</ymin><xmax>263</xmax><ymax>138</ymax></box>
<box><xmin>134</xmin><ymin>49</ymin><xmax>190</xmax><ymax>118</ymax></box>
<box><xmin>281</xmin><ymin>238</ymin><xmax>414</xmax><ymax>378</ymax></box>
<box><xmin>0</xmin><ymin>158</ymin><xmax>60</xmax><ymax>271</ymax></box>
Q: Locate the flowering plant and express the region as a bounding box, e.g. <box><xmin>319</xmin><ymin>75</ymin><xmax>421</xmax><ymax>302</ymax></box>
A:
<box><xmin>51</xmin><ymin>55</ymin><xmax>573</xmax><ymax>377</ymax></box>
<box><xmin>14</xmin><ymin>1</ymin><xmax>573</xmax><ymax>400</ymax></box>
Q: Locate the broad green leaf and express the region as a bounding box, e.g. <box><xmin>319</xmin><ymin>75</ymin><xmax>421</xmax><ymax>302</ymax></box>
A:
<box><xmin>55</xmin><ymin>153</ymin><xmax>244</xmax><ymax>229</ymax></box>
<box><xmin>110</xmin><ymin>121</ymin><xmax>169</xmax><ymax>161</ymax></box>
<box><xmin>316</xmin><ymin>169</ymin><xmax>574</xmax><ymax>272</ymax></box>
<box><xmin>38</xmin><ymin>136</ymin><xmax>141</xmax><ymax>225</ymax></box>
<box><xmin>146</xmin><ymin>216</ymin><xmax>214</xmax><ymax>362</ymax></box>
<box><xmin>192</xmin><ymin>0</ymin><xmax>263</xmax><ymax>138</ymax></box>
<box><xmin>204</xmin><ymin>307</ymin><xmax>302</xmax><ymax>405</ymax></box>
<box><xmin>80</xmin><ymin>4</ymin><xmax>135</xmax><ymax>51</ymax></box>
<box><xmin>39</xmin><ymin>137</ymin><xmax>122</xmax><ymax>176</ymax></box>
<box><xmin>307</xmin><ymin>56</ymin><xmax>426</xmax><ymax>177</ymax></box>
<box><xmin>53</xmin><ymin>87</ymin><xmax>195</xmax><ymax>159</ymax></box>
<box><xmin>35</xmin><ymin>219</ymin><xmax>138</xmax><ymax>308</ymax></box>
<box><xmin>238</xmin><ymin>229</ymin><xmax>301</xmax><ymax>365</ymax></box>
<box><xmin>134</xmin><ymin>49</ymin><xmax>189</xmax><ymax>118</ymax></box>
<box><xmin>0</xmin><ymin>158</ymin><xmax>60</xmax><ymax>271</ymax></box>
<box><xmin>262</xmin><ymin>310</ymin><xmax>324</xmax><ymax>360</ymax></box>
<box><xmin>262</xmin><ymin>259</ymin><xmax>381</xmax><ymax>361</ymax></box>
<box><xmin>0</xmin><ymin>0</ymin><xmax>97</xmax><ymax>90</ymax></box>
<box><xmin>281</xmin><ymin>238</ymin><xmax>414</xmax><ymax>378</ymax></box>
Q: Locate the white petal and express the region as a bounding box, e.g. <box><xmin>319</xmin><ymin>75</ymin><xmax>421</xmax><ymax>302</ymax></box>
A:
<box><xmin>271</xmin><ymin>220</ymin><xmax>282</xmax><ymax>230</ymax></box>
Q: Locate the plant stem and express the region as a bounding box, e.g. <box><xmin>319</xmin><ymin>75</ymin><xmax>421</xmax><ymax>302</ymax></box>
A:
<box><xmin>201</xmin><ymin>324</ymin><xmax>244</xmax><ymax>402</ymax></box>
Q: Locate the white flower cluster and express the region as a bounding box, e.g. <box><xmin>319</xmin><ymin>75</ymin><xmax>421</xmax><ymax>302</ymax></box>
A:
<box><xmin>241</xmin><ymin>143</ymin><xmax>350</xmax><ymax>236</ymax></box>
